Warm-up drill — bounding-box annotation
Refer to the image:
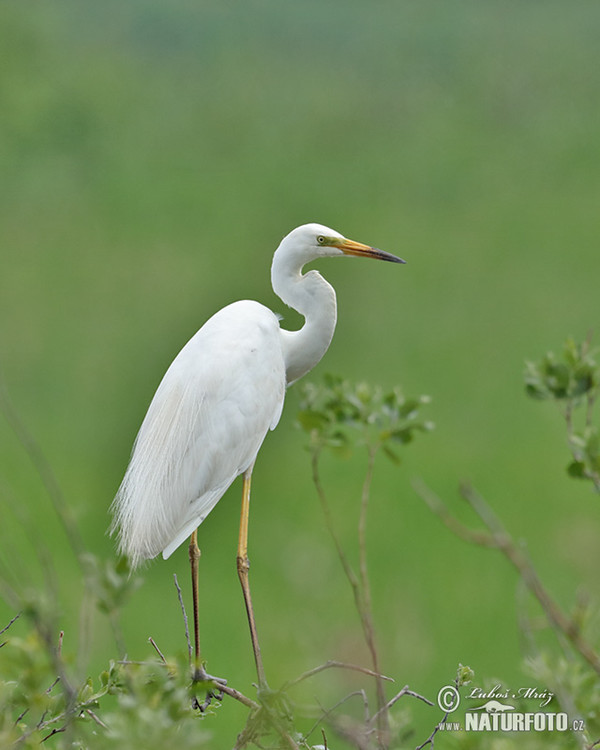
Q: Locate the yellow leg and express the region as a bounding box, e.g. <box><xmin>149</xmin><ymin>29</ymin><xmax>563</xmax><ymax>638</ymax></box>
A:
<box><xmin>188</xmin><ymin>530</ymin><xmax>226</xmax><ymax>710</ymax></box>
<box><xmin>188</xmin><ymin>529</ymin><xmax>202</xmax><ymax>673</ymax></box>
<box><xmin>237</xmin><ymin>468</ymin><xmax>267</xmax><ymax>688</ymax></box>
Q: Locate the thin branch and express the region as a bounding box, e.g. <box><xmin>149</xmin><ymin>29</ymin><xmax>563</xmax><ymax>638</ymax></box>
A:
<box><xmin>173</xmin><ymin>573</ymin><xmax>193</xmax><ymax>668</ymax></box>
<box><xmin>0</xmin><ymin>611</ymin><xmax>21</xmax><ymax>638</ymax></box>
<box><xmin>45</xmin><ymin>677</ymin><xmax>61</xmax><ymax>695</ymax></box>
<box><xmin>85</xmin><ymin>709</ymin><xmax>109</xmax><ymax>730</ymax></box>
<box><xmin>413</xmin><ymin>479</ymin><xmax>499</xmax><ymax>549</ymax></box>
<box><xmin>368</xmin><ymin>685</ymin><xmax>433</xmax><ymax>729</ymax></box>
<box><xmin>219</xmin><ymin>683</ymin><xmax>259</xmax><ymax>710</ymax></box>
<box><xmin>282</xmin><ymin>659</ymin><xmax>394</xmax><ymax>691</ymax></box>
<box><xmin>148</xmin><ymin>637</ymin><xmax>167</xmax><ymax>664</ymax></box>
<box><xmin>358</xmin><ymin>445</ymin><xmax>388</xmax><ymax>742</ymax></box>
<box><xmin>41</xmin><ymin>726</ymin><xmax>66</xmax><ymax>743</ymax></box>
<box><xmin>415</xmin><ymin>678</ymin><xmax>458</xmax><ymax>750</ymax></box>
<box><xmin>14</xmin><ymin>707</ymin><xmax>29</xmax><ymax>726</ymax></box>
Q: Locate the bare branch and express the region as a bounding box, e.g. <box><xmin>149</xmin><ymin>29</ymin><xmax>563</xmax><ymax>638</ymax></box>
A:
<box><xmin>0</xmin><ymin>611</ymin><xmax>21</xmax><ymax>637</ymax></box>
<box><xmin>219</xmin><ymin>683</ymin><xmax>259</xmax><ymax>710</ymax></box>
<box><xmin>358</xmin><ymin>446</ymin><xmax>388</xmax><ymax>741</ymax></box>
<box><xmin>282</xmin><ymin>659</ymin><xmax>394</xmax><ymax>691</ymax></box>
<box><xmin>85</xmin><ymin>708</ymin><xmax>109</xmax><ymax>729</ymax></box>
<box><xmin>41</xmin><ymin>726</ymin><xmax>66</xmax><ymax>743</ymax></box>
<box><xmin>148</xmin><ymin>637</ymin><xmax>167</xmax><ymax>664</ymax></box>
<box><xmin>368</xmin><ymin>685</ymin><xmax>433</xmax><ymax>729</ymax></box>
<box><xmin>173</xmin><ymin>573</ymin><xmax>193</xmax><ymax>669</ymax></box>
<box><xmin>413</xmin><ymin>479</ymin><xmax>498</xmax><ymax>548</ymax></box>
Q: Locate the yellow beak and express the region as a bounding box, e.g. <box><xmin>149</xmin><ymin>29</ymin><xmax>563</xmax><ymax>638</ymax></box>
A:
<box><xmin>337</xmin><ymin>238</ymin><xmax>406</xmax><ymax>264</ymax></box>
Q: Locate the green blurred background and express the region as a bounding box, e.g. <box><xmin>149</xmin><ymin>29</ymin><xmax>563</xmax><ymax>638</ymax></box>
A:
<box><xmin>1</xmin><ymin>0</ymin><xmax>599</xmax><ymax>744</ymax></box>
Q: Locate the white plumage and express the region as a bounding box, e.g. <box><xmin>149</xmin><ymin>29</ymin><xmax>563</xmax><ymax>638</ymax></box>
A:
<box><xmin>111</xmin><ymin>223</ymin><xmax>404</xmax><ymax>569</ymax></box>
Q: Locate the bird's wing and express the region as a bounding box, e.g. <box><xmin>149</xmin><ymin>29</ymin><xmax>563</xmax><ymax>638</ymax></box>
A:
<box><xmin>112</xmin><ymin>301</ymin><xmax>286</xmax><ymax>566</ymax></box>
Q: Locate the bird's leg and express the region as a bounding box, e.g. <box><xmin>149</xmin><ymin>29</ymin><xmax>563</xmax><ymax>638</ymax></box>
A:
<box><xmin>188</xmin><ymin>530</ymin><xmax>226</xmax><ymax>709</ymax></box>
<box><xmin>188</xmin><ymin>529</ymin><xmax>202</xmax><ymax>676</ymax></box>
<box><xmin>237</xmin><ymin>468</ymin><xmax>268</xmax><ymax>689</ymax></box>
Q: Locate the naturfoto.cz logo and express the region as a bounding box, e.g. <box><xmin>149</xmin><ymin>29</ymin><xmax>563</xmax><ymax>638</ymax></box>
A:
<box><xmin>436</xmin><ymin>683</ymin><xmax>586</xmax><ymax>734</ymax></box>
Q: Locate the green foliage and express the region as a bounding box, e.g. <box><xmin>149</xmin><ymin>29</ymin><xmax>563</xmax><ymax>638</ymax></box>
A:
<box><xmin>0</xmin><ymin>559</ymin><xmax>219</xmax><ymax>750</ymax></box>
<box><xmin>524</xmin><ymin>337</ymin><xmax>599</xmax><ymax>403</ymax></box>
<box><xmin>297</xmin><ymin>374</ymin><xmax>434</xmax><ymax>463</ymax></box>
<box><xmin>525</xmin><ymin>337</ymin><xmax>600</xmax><ymax>490</ymax></box>
<box><xmin>0</xmin><ymin>624</ymin><xmax>213</xmax><ymax>749</ymax></box>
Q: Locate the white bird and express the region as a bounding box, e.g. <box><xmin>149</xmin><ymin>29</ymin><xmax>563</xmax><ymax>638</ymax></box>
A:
<box><xmin>111</xmin><ymin>223</ymin><xmax>404</xmax><ymax>687</ymax></box>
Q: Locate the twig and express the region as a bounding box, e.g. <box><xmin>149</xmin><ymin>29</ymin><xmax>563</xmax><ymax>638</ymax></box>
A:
<box><xmin>282</xmin><ymin>659</ymin><xmax>394</xmax><ymax>691</ymax></box>
<box><xmin>45</xmin><ymin>677</ymin><xmax>61</xmax><ymax>694</ymax></box>
<box><xmin>148</xmin><ymin>637</ymin><xmax>167</xmax><ymax>664</ymax></box>
<box><xmin>173</xmin><ymin>573</ymin><xmax>193</xmax><ymax>668</ymax></box>
<box><xmin>14</xmin><ymin>707</ymin><xmax>29</xmax><ymax>725</ymax></box>
<box><xmin>0</xmin><ymin>611</ymin><xmax>21</xmax><ymax>637</ymax></box>
<box><xmin>414</xmin><ymin>479</ymin><xmax>499</xmax><ymax>549</ymax></box>
<box><xmin>312</xmin><ymin>445</ymin><xmax>395</xmax><ymax>746</ymax></box>
<box><xmin>415</xmin><ymin>723</ymin><xmax>440</xmax><ymax>749</ymax></box>
<box><xmin>41</xmin><ymin>726</ymin><xmax>66</xmax><ymax>743</ymax></box>
<box><xmin>415</xmin><ymin>676</ymin><xmax>458</xmax><ymax>750</ymax></box>
<box><xmin>358</xmin><ymin>445</ymin><xmax>388</xmax><ymax>742</ymax></box>
<box><xmin>85</xmin><ymin>708</ymin><xmax>108</xmax><ymax>729</ymax></box>
<box><xmin>368</xmin><ymin>685</ymin><xmax>433</xmax><ymax>729</ymax></box>
<box><xmin>219</xmin><ymin>683</ymin><xmax>259</xmax><ymax>710</ymax></box>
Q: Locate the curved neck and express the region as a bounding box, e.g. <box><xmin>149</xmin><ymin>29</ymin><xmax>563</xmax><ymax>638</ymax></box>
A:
<box><xmin>271</xmin><ymin>252</ymin><xmax>337</xmax><ymax>384</ymax></box>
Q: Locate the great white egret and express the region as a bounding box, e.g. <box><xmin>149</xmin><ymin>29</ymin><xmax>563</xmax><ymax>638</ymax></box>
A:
<box><xmin>111</xmin><ymin>223</ymin><xmax>404</xmax><ymax>688</ymax></box>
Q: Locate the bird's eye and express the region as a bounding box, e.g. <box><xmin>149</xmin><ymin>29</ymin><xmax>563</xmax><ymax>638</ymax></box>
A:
<box><xmin>317</xmin><ymin>235</ymin><xmax>326</xmax><ymax>245</ymax></box>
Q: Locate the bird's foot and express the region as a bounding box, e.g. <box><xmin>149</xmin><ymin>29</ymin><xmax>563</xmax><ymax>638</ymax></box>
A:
<box><xmin>191</xmin><ymin>666</ymin><xmax>227</xmax><ymax>712</ymax></box>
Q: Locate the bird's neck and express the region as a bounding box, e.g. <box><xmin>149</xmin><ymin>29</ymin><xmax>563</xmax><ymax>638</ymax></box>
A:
<box><xmin>271</xmin><ymin>255</ymin><xmax>337</xmax><ymax>384</ymax></box>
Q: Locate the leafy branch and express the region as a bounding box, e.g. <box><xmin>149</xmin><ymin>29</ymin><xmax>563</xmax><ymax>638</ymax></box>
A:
<box><xmin>297</xmin><ymin>375</ymin><xmax>434</xmax><ymax>748</ymax></box>
<box><xmin>525</xmin><ymin>335</ymin><xmax>600</xmax><ymax>491</ymax></box>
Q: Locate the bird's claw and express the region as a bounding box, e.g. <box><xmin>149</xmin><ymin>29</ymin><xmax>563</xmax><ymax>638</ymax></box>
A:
<box><xmin>191</xmin><ymin>667</ymin><xmax>227</xmax><ymax>712</ymax></box>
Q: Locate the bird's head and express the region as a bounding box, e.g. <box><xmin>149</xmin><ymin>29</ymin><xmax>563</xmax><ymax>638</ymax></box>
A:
<box><xmin>277</xmin><ymin>223</ymin><xmax>406</xmax><ymax>265</ymax></box>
